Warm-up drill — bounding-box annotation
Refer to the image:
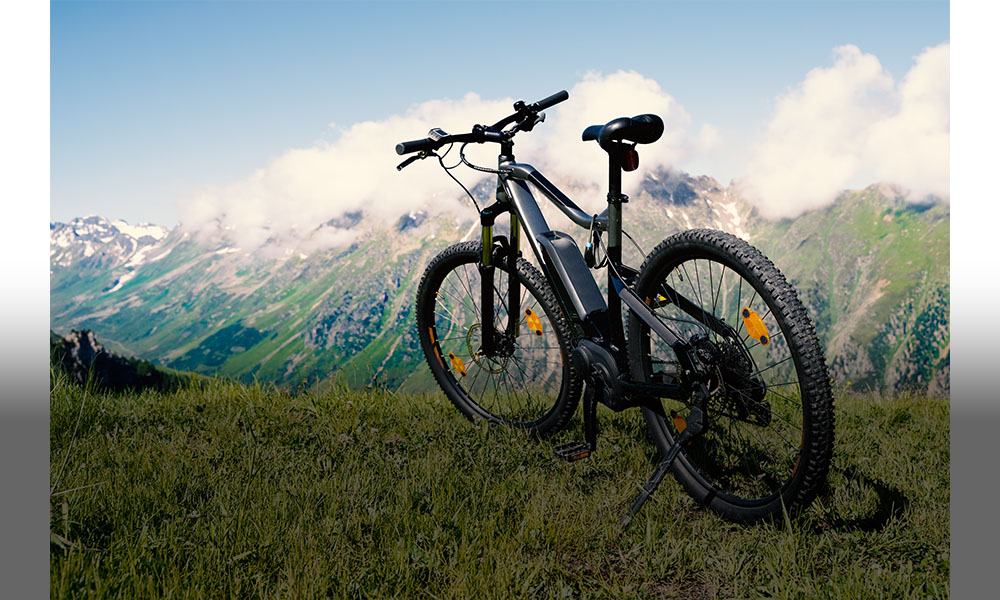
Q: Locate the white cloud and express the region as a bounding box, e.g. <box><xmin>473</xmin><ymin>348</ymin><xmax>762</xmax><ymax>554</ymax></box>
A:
<box><xmin>694</xmin><ymin>124</ymin><xmax>723</xmax><ymax>155</ymax></box>
<box><xmin>180</xmin><ymin>92</ymin><xmax>514</xmax><ymax>249</ymax></box>
<box><xmin>741</xmin><ymin>43</ymin><xmax>950</xmax><ymax>219</ymax></box>
<box><xmin>179</xmin><ymin>71</ymin><xmax>714</xmax><ymax>249</ymax></box>
<box><xmin>537</xmin><ymin>70</ymin><xmax>696</xmax><ymax>203</ymax></box>
<box><xmin>866</xmin><ymin>43</ymin><xmax>950</xmax><ymax>199</ymax></box>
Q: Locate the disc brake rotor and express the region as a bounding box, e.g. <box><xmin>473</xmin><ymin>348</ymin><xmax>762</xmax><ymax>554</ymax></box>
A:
<box><xmin>466</xmin><ymin>323</ymin><xmax>509</xmax><ymax>374</ymax></box>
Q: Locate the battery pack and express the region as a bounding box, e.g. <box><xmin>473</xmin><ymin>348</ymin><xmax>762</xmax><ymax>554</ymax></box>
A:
<box><xmin>536</xmin><ymin>231</ymin><xmax>608</xmax><ymax>320</ymax></box>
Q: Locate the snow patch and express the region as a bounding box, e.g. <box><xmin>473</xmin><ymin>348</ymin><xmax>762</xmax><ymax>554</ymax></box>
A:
<box><xmin>124</xmin><ymin>243</ymin><xmax>163</xmax><ymax>268</ymax></box>
<box><xmin>105</xmin><ymin>271</ymin><xmax>136</xmax><ymax>293</ymax></box>
<box><xmin>719</xmin><ymin>202</ymin><xmax>751</xmax><ymax>240</ymax></box>
<box><xmin>111</xmin><ymin>219</ymin><xmax>168</xmax><ymax>241</ymax></box>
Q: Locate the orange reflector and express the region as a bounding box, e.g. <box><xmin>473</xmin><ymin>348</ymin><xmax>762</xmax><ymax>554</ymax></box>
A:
<box><xmin>670</xmin><ymin>410</ymin><xmax>687</xmax><ymax>434</ymax></box>
<box><xmin>525</xmin><ymin>308</ymin><xmax>543</xmax><ymax>337</ymax></box>
<box><xmin>448</xmin><ymin>352</ymin><xmax>467</xmax><ymax>377</ymax></box>
<box><xmin>741</xmin><ymin>307</ymin><xmax>770</xmax><ymax>346</ymax></box>
<box><xmin>430</xmin><ymin>328</ymin><xmax>445</xmax><ymax>368</ymax></box>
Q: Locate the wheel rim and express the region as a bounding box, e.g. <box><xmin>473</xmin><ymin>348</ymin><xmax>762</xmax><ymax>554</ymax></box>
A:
<box><xmin>426</xmin><ymin>256</ymin><xmax>568</xmax><ymax>427</ymax></box>
<box><xmin>640</xmin><ymin>251</ymin><xmax>809</xmax><ymax>505</ymax></box>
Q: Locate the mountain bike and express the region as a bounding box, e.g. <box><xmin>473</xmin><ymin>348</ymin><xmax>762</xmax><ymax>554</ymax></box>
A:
<box><xmin>395</xmin><ymin>90</ymin><xmax>834</xmax><ymax>525</ymax></box>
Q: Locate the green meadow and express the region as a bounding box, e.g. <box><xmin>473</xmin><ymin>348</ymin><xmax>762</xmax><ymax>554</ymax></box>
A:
<box><xmin>50</xmin><ymin>373</ymin><xmax>949</xmax><ymax>599</ymax></box>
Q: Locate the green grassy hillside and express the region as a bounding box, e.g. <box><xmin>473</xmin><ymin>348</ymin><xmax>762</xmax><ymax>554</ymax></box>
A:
<box><xmin>51</xmin><ymin>374</ymin><xmax>948</xmax><ymax>599</ymax></box>
<box><xmin>748</xmin><ymin>186</ymin><xmax>949</xmax><ymax>394</ymax></box>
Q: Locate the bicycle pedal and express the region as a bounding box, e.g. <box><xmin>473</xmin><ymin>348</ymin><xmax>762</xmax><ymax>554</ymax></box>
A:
<box><xmin>554</xmin><ymin>441</ymin><xmax>592</xmax><ymax>462</ymax></box>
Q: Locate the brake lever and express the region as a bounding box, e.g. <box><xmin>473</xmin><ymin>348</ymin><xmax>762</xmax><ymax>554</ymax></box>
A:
<box><xmin>396</xmin><ymin>152</ymin><xmax>428</xmax><ymax>171</ymax></box>
<box><xmin>517</xmin><ymin>111</ymin><xmax>546</xmax><ymax>133</ymax></box>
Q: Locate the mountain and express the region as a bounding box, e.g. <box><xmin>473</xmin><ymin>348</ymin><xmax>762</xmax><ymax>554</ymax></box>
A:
<box><xmin>49</xmin><ymin>171</ymin><xmax>949</xmax><ymax>395</ymax></box>
<box><xmin>746</xmin><ymin>185</ymin><xmax>949</xmax><ymax>396</ymax></box>
<box><xmin>50</xmin><ymin>216</ymin><xmax>169</xmax><ymax>281</ymax></box>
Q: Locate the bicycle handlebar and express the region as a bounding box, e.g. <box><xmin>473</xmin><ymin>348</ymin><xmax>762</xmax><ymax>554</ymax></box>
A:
<box><xmin>395</xmin><ymin>137</ymin><xmax>438</xmax><ymax>155</ymax></box>
<box><xmin>395</xmin><ymin>90</ymin><xmax>569</xmax><ymax>156</ymax></box>
<box><xmin>535</xmin><ymin>90</ymin><xmax>569</xmax><ymax>111</ymax></box>
<box><xmin>395</xmin><ymin>130</ymin><xmax>499</xmax><ymax>156</ymax></box>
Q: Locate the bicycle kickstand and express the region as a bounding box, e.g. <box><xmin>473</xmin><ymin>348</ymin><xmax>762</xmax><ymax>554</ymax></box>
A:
<box><xmin>619</xmin><ymin>404</ymin><xmax>706</xmax><ymax>529</ymax></box>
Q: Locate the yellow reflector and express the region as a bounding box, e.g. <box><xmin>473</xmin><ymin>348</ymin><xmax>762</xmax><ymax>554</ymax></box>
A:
<box><xmin>741</xmin><ymin>307</ymin><xmax>770</xmax><ymax>346</ymax></box>
<box><xmin>525</xmin><ymin>308</ymin><xmax>544</xmax><ymax>337</ymax></box>
<box><xmin>448</xmin><ymin>352</ymin><xmax>467</xmax><ymax>377</ymax></box>
<box><xmin>670</xmin><ymin>410</ymin><xmax>687</xmax><ymax>433</ymax></box>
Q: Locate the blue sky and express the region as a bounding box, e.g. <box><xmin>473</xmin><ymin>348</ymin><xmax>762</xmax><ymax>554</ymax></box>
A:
<box><xmin>51</xmin><ymin>0</ymin><xmax>949</xmax><ymax>226</ymax></box>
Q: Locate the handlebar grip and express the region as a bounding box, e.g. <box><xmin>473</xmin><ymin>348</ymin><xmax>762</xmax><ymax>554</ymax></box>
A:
<box><xmin>395</xmin><ymin>138</ymin><xmax>436</xmax><ymax>155</ymax></box>
<box><xmin>534</xmin><ymin>90</ymin><xmax>569</xmax><ymax>111</ymax></box>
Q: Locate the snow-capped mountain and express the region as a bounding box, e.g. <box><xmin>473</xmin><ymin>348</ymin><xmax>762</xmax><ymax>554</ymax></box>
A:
<box><xmin>50</xmin><ymin>216</ymin><xmax>169</xmax><ymax>269</ymax></box>
<box><xmin>49</xmin><ymin>168</ymin><xmax>949</xmax><ymax>395</ymax></box>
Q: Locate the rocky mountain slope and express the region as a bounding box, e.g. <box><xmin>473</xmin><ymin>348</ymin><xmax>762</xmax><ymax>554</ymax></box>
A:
<box><xmin>49</xmin><ymin>170</ymin><xmax>949</xmax><ymax>395</ymax></box>
<box><xmin>50</xmin><ymin>329</ymin><xmax>183</xmax><ymax>392</ymax></box>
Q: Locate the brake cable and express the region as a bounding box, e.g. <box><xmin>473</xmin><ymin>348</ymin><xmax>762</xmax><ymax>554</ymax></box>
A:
<box><xmin>586</xmin><ymin>215</ymin><xmax>608</xmax><ymax>269</ymax></box>
<box><xmin>437</xmin><ymin>144</ymin><xmax>482</xmax><ymax>212</ymax></box>
<box><xmin>423</xmin><ymin>114</ymin><xmax>540</xmax><ymax>214</ymax></box>
<box><xmin>459</xmin><ymin>142</ymin><xmax>502</xmax><ymax>175</ymax></box>
<box><xmin>622</xmin><ymin>228</ymin><xmax>645</xmax><ymax>258</ymax></box>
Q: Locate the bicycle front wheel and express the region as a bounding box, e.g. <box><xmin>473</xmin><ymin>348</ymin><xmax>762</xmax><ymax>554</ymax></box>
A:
<box><xmin>416</xmin><ymin>241</ymin><xmax>581</xmax><ymax>437</ymax></box>
<box><xmin>627</xmin><ymin>229</ymin><xmax>834</xmax><ymax>522</ymax></box>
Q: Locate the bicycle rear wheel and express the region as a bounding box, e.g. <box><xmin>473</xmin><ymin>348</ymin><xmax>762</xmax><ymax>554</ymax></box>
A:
<box><xmin>416</xmin><ymin>241</ymin><xmax>581</xmax><ymax>437</ymax></box>
<box><xmin>627</xmin><ymin>229</ymin><xmax>834</xmax><ymax>522</ymax></box>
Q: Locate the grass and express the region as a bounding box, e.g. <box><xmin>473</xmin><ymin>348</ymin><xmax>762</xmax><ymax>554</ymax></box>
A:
<box><xmin>50</xmin><ymin>373</ymin><xmax>949</xmax><ymax>599</ymax></box>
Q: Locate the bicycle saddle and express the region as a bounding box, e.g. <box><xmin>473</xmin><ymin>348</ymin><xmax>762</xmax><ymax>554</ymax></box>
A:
<box><xmin>582</xmin><ymin>114</ymin><xmax>664</xmax><ymax>149</ymax></box>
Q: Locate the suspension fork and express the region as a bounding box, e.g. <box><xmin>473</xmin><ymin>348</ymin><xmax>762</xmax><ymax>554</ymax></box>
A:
<box><xmin>507</xmin><ymin>212</ymin><xmax>521</xmax><ymax>338</ymax></box>
<box><xmin>479</xmin><ymin>210</ymin><xmax>496</xmax><ymax>356</ymax></box>
<box><xmin>478</xmin><ymin>198</ymin><xmax>513</xmax><ymax>357</ymax></box>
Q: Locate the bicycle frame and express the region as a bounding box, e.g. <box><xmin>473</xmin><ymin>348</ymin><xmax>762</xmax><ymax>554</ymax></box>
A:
<box><xmin>474</xmin><ymin>142</ymin><xmax>719</xmax><ymax>405</ymax></box>
<box><xmin>400</xmin><ymin>93</ymin><xmax>832</xmax><ymax>527</ymax></box>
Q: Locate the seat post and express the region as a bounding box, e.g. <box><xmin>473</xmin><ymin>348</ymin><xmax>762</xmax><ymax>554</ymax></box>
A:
<box><xmin>606</xmin><ymin>148</ymin><xmax>626</xmax><ymax>350</ymax></box>
<box><xmin>607</xmin><ymin>148</ymin><xmax>624</xmax><ymax>248</ymax></box>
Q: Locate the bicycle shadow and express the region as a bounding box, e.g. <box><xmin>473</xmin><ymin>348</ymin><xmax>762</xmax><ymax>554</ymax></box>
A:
<box><xmin>812</xmin><ymin>465</ymin><xmax>908</xmax><ymax>533</ymax></box>
<box><xmin>624</xmin><ymin>423</ymin><xmax>908</xmax><ymax>533</ymax></box>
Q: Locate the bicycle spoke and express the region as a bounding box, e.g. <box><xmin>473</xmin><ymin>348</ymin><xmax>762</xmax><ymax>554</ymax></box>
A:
<box><xmin>713</xmin><ymin>264</ymin><xmax>725</xmax><ymax>318</ymax></box>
